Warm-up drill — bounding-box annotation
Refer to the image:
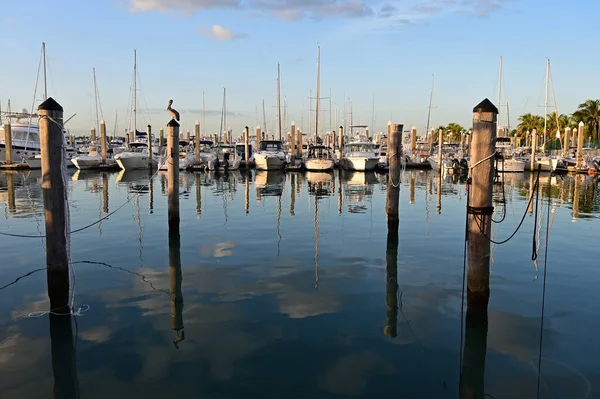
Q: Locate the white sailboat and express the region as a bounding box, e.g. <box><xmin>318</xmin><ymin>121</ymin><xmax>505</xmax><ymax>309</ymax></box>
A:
<box><xmin>114</xmin><ymin>50</ymin><xmax>157</xmax><ymax>170</ymax></box>
<box><xmin>305</xmin><ymin>46</ymin><xmax>334</xmax><ymax>172</ymax></box>
<box><xmin>208</xmin><ymin>143</ymin><xmax>241</xmax><ymax>171</ymax></box>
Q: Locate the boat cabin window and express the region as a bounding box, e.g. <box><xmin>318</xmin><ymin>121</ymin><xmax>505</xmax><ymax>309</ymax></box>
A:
<box><xmin>129</xmin><ymin>143</ymin><xmax>147</xmax><ymax>153</ymax></box>
<box><xmin>308</xmin><ymin>145</ymin><xmax>331</xmax><ymax>159</ymax></box>
<box><xmin>199</xmin><ymin>141</ymin><xmax>214</xmax><ymax>153</ymax></box>
<box><xmin>259</xmin><ymin>141</ymin><xmax>282</xmax><ymax>151</ymax></box>
<box><xmin>345</xmin><ymin>143</ymin><xmax>376</xmax><ymax>152</ymax></box>
<box><xmin>217</xmin><ymin>146</ymin><xmax>235</xmax><ymax>154</ymax></box>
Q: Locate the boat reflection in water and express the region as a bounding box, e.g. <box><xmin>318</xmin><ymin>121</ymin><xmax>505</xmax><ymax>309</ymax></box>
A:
<box><xmin>255</xmin><ymin>170</ymin><xmax>285</xmax><ymax>197</ymax></box>
<box><xmin>306</xmin><ymin>171</ymin><xmax>334</xmax><ymax>197</ymax></box>
<box><xmin>342</xmin><ymin>171</ymin><xmax>378</xmax><ymax>214</ymax></box>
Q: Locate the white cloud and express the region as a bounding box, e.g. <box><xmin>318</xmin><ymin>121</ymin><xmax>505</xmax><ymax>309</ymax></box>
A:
<box><xmin>197</xmin><ymin>24</ymin><xmax>246</xmax><ymax>40</ymax></box>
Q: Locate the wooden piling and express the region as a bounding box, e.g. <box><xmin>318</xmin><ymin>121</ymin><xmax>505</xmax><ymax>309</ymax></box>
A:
<box><xmin>409</xmin><ymin>171</ymin><xmax>415</xmax><ymax>205</ymax></box>
<box><xmin>244</xmin><ymin>126</ymin><xmax>250</xmax><ymax>170</ymax></box>
<box><xmin>129</xmin><ymin>130</ymin><xmax>134</xmax><ymax>144</ymax></box>
<box><xmin>90</xmin><ymin>127</ymin><xmax>96</xmax><ymax>143</ymax></box>
<box><xmin>167</xmin><ymin>119</ymin><xmax>180</xmax><ymax>232</ymax></box>
<box><xmin>298</xmin><ymin>129</ymin><xmax>303</xmax><ymax>157</ymax></box>
<box><xmin>186</xmin><ymin>131</ymin><xmax>190</xmax><ymax>143</ymax></box>
<box><xmin>366</xmin><ymin>126</ymin><xmax>369</xmax><ymax>140</ymax></box>
<box><xmin>3</xmin><ymin>122</ymin><xmax>12</xmax><ymax>164</ymax></box>
<box><xmin>385</xmin><ymin>124</ymin><xmax>403</xmax><ymax>233</ymax></box>
<box><xmin>290</xmin><ymin>122</ymin><xmax>296</xmax><ymax>166</ymax></box>
<box><xmin>39</xmin><ymin>98</ymin><xmax>70</xmax><ymax>312</ymax></box>
<box><xmin>437</xmin><ymin>128</ymin><xmax>443</xmax><ymax>173</ymax></box>
<box><xmin>147</xmin><ymin>125</ymin><xmax>153</xmax><ymax>168</ymax></box>
<box><xmin>195</xmin><ymin>120</ymin><xmax>200</xmax><ymax>166</ymax></box>
<box><xmin>576</xmin><ymin>121</ymin><xmax>584</xmax><ymax>168</ymax></box>
<box><xmin>467</xmin><ymin>98</ymin><xmax>497</xmax><ymax>301</ymax></box>
<box><xmin>564</xmin><ymin>127</ymin><xmax>571</xmax><ymax>157</ymax></box>
<box><xmin>159</xmin><ymin>127</ymin><xmax>164</xmax><ymax>156</ymax></box>
<box><xmin>531</xmin><ymin>128</ymin><xmax>537</xmax><ymax>171</ymax></box>
<box><xmin>256</xmin><ymin>125</ymin><xmax>261</xmax><ymax>148</ymax></box>
<box><xmin>100</xmin><ymin>120</ymin><xmax>107</xmax><ymax>164</ymax></box>
<box><xmin>410</xmin><ymin>126</ymin><xmax>417</xmax><ymax>160</ymax></box>
<box><xmin>179</xmin><ymin>132</ymin><xmax>183</xmax><ymax>141</ymax></box>
<box><xmin>427</xmin><ymin>128</ymin><xmax>434</xmax><ymax>151</ymax></box>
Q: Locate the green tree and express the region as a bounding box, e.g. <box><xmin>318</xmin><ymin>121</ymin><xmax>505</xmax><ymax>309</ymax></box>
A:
<box><xmin>517</xmin><ymin>113</ymin><xmax>544</xmax><ymax>138</ymax></box>
<box><xmin>445</xmin><ymin>122</ymin><xmax>464</xmax><ymax>143</ymax></box>
<box><xmin>572</xmin><ymin>99</ymin><xmax>600</xmax><ymax>143</ymax></box>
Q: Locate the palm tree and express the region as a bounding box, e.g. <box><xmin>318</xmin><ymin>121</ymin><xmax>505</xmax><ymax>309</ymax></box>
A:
<box><xmin>445</xmin><ymin>122</ymin><xmax>463</xmax><ymax>143</ymax></box>
<box><xmin>573</xmin><ymin>99</ymin><xmax>600</xmax><ymax>143</ymax></box>
<box><xmin>517</xmin><ymin>113</ymin><xmax>544</xmax><ymax>138</ymax></box>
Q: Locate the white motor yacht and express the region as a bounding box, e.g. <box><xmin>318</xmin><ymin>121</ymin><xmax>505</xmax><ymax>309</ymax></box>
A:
<box><xmin>341</xmin><ymin>141</ymin><xmax>379</xmax><ymax>171</ymax></box>
<box><xmin>254</xmin><ymin>140</ymin><xmax>286</xmax><ymax>170</ymax></box>
<box><xmin>115</xmin><ymin>142</ymin><xmax>157</xmax><ymax>170</ymax></box>
<box><xmin>208</xmin><ymin>144</ymin><xmax>241</xmax><ymax>171</ymax></box>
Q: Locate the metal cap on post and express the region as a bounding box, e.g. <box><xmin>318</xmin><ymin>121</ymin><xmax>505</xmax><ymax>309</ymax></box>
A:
<box><xmin>38</xmin><ymin>97</ymin><xmax>70</xmax><ymax>312</ymax></box>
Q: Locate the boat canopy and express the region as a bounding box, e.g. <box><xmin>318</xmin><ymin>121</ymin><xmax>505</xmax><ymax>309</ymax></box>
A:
<box><xmin>259</xmin><ymin>140</ymin><xmax>283</xmax><ymax>151</ymax></box>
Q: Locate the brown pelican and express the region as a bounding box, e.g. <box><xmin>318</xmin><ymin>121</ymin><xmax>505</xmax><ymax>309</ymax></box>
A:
<box><xmin>167</xmin><ymin>99</ymin><xmax>180</xmax><ymax>121</ymax></box>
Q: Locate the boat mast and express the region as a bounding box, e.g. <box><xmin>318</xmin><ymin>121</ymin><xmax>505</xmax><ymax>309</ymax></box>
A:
<box><xmin>133</xmin><ymin>49</ymin><xmax>137</xmax><ymax>135</ymax></box>
<box><xmin>497</xmin><ymin>56</ymin><xmax>502</xmax><ymax>136</ymax></box>
<box><xmin>315</xmin><ymin>46</ymin><xmax>321</xmax><ymax>141</ymax></box>
<box><xmin>219</xmin><ymin>88</ymin><xmax>225</xmax><ymax>140</ymax></box>
<box><xmin>42</xmin><ymin>42</ymin><xmax>48</xmax><ymax>101</ymax></box>
<box><xmin>224</xmin><ymin>87</ymin><xmax>227</xmax><ymax>139</ymax></box>
<box><xmin>543</xmin><ymin>58</ymin><xmax>549</xmax><ymax>149</ymax></box>
<box><xmin>425</xmin><ymin>74</ymin><xmax>434</xmax><ymax>137</ymax></box>
<box><xmin>113</xmin><ymin>111</ymin><xmax>118</xmax><ymax>136</ymax></box>
<box><xmin>329</xmin><ymin>88</ymin><xmax>332</xmax><ymax>137</ymax></box>
<box><xmin>308</xmin><ymin>90</ymin><xmax>312</xmax><ymax>139</ymax></box>
<box><xmin>93</xmin><ymin>68</ymin><xmax>100</xmax><ymax>135</ymax></box>
<box><xmin>262</xmin><ymin>99</ymin><xmax>267</xmax><ymax>139</ymax></box>
<box><xmin>202</xmin><ymin>91</ymin><xmax>206</xmax><ymax>138</ymax></box>
<box><xmin>277</xmin><ymin>63</ymin><xmax>282</xmax><ymax>141</ymax></box>
<box><xmin>284</xmin><ymin>96</ymin><xmax>288</xmax><ymax>137</ymax></box>
<box><xmin>371</xmin><ymin>92</ymin><xmax>375</xmax><ymax>135</ymax></box>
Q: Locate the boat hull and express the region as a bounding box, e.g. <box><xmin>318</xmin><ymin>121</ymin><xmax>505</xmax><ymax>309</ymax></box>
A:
<box><xmin>71</xmin><ymin>155</ymin><xmax>109</xmax><ymax>170</ymax></box>
<box><xmin>255</xmin><ymin>155</ymin><xmax>285</xmax><ymax>171</ymax></box>
<box><xmin>498</xmin><ymin>158</ymin><xmax>525</xmax><ymax>173</ymax></box>
<box><xmin>116</xmin><ymin>154</ymin><xmax>154</xmax><ymax>170</ymax></box>
<box><xmin>342</xmin><ymin>157</ymin><xmax>378</xmax><ymax>171</ymax></box>
<box><xmin>305</xmin><ymin>158</ymin><xmax>334</xmax><ymax>171</ymax></box>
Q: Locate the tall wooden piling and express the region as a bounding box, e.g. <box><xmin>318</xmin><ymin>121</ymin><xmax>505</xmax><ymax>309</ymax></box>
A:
<box><xmin>256</xmin><ymin>125</ymin><xmax>261</xmax><ymax>149</ymax></box>
<box><xmin>129</xmin><ymin>130</ymin><xmax>134</xmax><ymax>144</ymax></box>
<box><xmin>386</xmin><ymin>124</ymin><xmax>403</xmax><ymax>233</ymax></box>
<box><xmin>100</xmin><ymin>120</ymin><xmax>107</xmax><ymax>164</ymax></box>
<box><xmin>49</xmin><ymin>312</ymin><xmax>79</xmax><ymax>398</ymax></box>
<box><xmin>147</xmin><ymin>125</ymin><xmax>153</xmax><ymax>168</ymax></box>
<box><xmin>159</xmin><ymin>127</ymin><xmax>164</xmax><ymax>156</ymax></box>
<box><xmin>244</xmin><ymin>126</ymin><xmax>250</xmax><ymax>170</ymax></box>
<box><xmin>186</xmin><ymin>131</ymin><xmax>190</xmax><ymax>143</ymax></box>
<box><xmin>167</xmin><ymin>119</ymin><xmax>180</xmax><ymax>232</ymax></box>
<box><xmin>195</xmin><ymin>120</ymin><xmax>200</xmax><ymax>166</ymax></box>
<box><xmin>530</xmin><ymin>128</ymin><xmax>537</xmax><ymax>172</ymax></box>
<box><xmin>39</xmin><ymin>98</ymin><xmax>70</xmax><ymax>312</ymax></box>
<box><xmin>290</xmin><ymin>122</ymin><xmax>296</xmax><ymax>166</ymax></box>
<box><xmin>366</xmin><ymin>127</ymin><xmax>370</xmax><ymax>140</ymax></box>
<box><xmin>410</xmin><ymin>126</ymin><xmax>417</xmax><ymax>161</ymax></box>
<box><xmin>437</xmin><ymin>128</ymin><xmax>443</xmax><ymax>172</ymax></box>
<box><xmin>576</xmin><ymin>121</ymin><xmax>584</xmax><ymax>168</ymax></box>
<box><xmin>90</xmin><ymin>127</ymin><xmax>96</xmax><ymax>143</ymax></box>
<box><xmin>467</xmin><ymin>99</ymin><xmax>497</xmax><ymax>302</ymax></box>
<box><xmin>3</xmin><ymin>122</ymin><xmax>12</xmax><ymax>165</ymax></box>
<box><xmin>564</xmin><ymin>127</ymin><xmax>571</xmax><ymax>157</ymax></box>
<box><xmin>298</xmin><ymin>129</ymin><xmax>303</xmax><ymax>157</ymax></box>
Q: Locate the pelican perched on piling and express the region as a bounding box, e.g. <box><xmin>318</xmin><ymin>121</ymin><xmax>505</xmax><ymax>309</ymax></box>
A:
<box><xmin>167</xmin><ymin>99</ymin><xmax>180</xmax><ymax>121</ymax></box>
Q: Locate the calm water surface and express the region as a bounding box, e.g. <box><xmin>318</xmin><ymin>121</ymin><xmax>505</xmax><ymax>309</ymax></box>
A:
<box><xmin>0</xmin><ymin>168</ymin><xmax>598</xmax><ymax>398</ymax></box>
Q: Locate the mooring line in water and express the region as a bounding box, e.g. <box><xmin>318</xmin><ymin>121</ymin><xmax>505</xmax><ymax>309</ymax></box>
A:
<box><xmin>0</xmin><ymin>168</ymin><xmax>161</xmax><ymax>238</ymax></box>
<box><xmin>0</xmin><ymin>268</ymin><xmax>45</xmax><ymax>291</ymax></box>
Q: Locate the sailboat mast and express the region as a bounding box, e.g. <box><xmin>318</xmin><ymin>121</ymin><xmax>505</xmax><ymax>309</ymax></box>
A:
<box><xmin>42</xmin><ymin>42</ymin><xmax>48</xmax><ymax>101</ymax></box>
<box><xmin>308</xmin><ymin>90</ymin><xmax>312</xmax><ymax>139</ymax></box>
<box><xmin>93</xmin><ymin>68</ymin><xmax>100</xmax><ymax>134</ymax></box>
<box><xmin>498</xmin><ymin>56</ymin><xmax>502</xmax><ymax>136</ymax></box>
<box><xmin>277</xmin><ymin>63</ymin><xmax>282</xmax><ymax>141</ymax></box>
<box><xmin>543</xmin><ymin>58</ymin><xmax>549</xmax><ymax>146</ymax></box>
<box><xmin>224</xmin><ymin>88</ymin><xmax>227</xmax><ymax>138</ymax></box>
<box><xmin>219</xmin><ymin>88</ymin><xmax>225</xmax><ymax>139</ymax></box>
<box><xmin>315</xmin><ymin>46</ymin><xmax>321</xmax><ymax>141</ymax></box>
<box><xmin>133</xmin><ymin>49</ymin><xmax>137</xmax><ymax>134</ymax></box>
<box><xmin>425</xmin><ymin>74</ymin><xmax>434</xmax><ymax>136</ymax></box>
<box><xmin>371</xmin><ymin>93</ymin><xmax>375</xmax><ymax>133</ymax></box>
<box><xmin>262</xmin><ymin>99</ymin><xmax>267</xmax><ymax>139</ymax></box>
<box><xmin>284</xmin><ymin>96</ymin><xmax>288</xmax><ymax>136</ymax></box>
<box><xmin>202</xmin><ymin>91</ymin><xmax>206</xmax><ymax>138</ymax></box>
<box><xmin>329</xmin><ymin>88</ymin><xmax>332</xmax><ymax>136</ymax></box>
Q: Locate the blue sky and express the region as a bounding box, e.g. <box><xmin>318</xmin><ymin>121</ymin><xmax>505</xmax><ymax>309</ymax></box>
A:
<box><xmin>1</xmin><ymin>0</ymin><xmax>598</xmax><ymax>137</ymax></box>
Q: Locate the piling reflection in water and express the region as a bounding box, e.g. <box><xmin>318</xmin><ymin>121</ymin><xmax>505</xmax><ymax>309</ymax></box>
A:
<box><xmin>49</xmin><ymin>314</ymin><xmax>79</xmax><ymax>399</ymax></box>
<box><xmin>169</xmin><ymin>227</ymin><xmax>184</xmax><ymax>348</ymax></box>
<box><xmin>102</xmin><ymin>173</ymin><xmax>109</xmax><ymax>213</ymax></box>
